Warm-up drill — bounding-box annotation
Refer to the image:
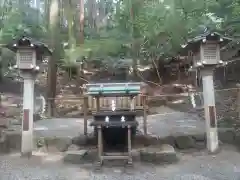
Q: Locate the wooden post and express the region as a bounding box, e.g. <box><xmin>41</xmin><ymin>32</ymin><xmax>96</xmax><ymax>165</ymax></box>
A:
<box><xmin>83</xmin><ymin>96</ymin><xmax>88</xmax><ymax>135</ymax></box>
<box><xmin>127</xmin><ymin>125</ymin><xmax>132</xmax><ymax>164</ymax></box>
<box><xmin>143</xmin><ymin>95</ymin><xmax>147</xmax><ymax>135</ymax></box>
<box><xmin>0</xmin><ymin>93</ymin><xmax>2</xmax><ymax>107</ymax></box>
<box><xmin>96</xmin><ymin>97</ymin><xmax>100</xmax><ymax>112</ymax></box>
<box><xmin>130</xmin><ymin>96</ymin><xmax>135</xmax><ymax>111</ymax></box>
<box><xmin>97</xmin><ymin>125</ymin><xmax>103</xmax><ymax>164</ymax></box>
<box><xmin>223</xmin><ymin>66</ymin><xmax>226</xmax><ymax>85</ymax></box>
<box><xmin>91</xmin><ymin>97</ymin><xmax>94</xmax><ymax>112</ymax></box>
<box><xmin>237</xmin><ymin>84</ymin><xmax>240</xmax><ymax>120</ymax></box>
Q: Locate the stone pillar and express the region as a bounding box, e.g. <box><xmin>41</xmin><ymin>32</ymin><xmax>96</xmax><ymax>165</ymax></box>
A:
<box><xmin>21</xmin><ymin>73</ymin><xmax>35</xmax><ymax>157</ymax></box>
<box><xmin>201</xmin><ymin>67</ymin><xmax>218</xmax><ymax>153</ymax></box>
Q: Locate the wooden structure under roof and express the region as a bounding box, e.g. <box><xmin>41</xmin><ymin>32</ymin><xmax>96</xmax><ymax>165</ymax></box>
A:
<box><xmin>85</xmin><ymin>82</ymin><xmax>147</xmax><ymax>167</ymax></box>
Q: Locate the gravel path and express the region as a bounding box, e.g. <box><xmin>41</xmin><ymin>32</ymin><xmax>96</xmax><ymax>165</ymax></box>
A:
<box><xmin>0</xmin><ymin>146</ymin><xmax>240</xmax><ymax>180</ymax></box>
<box><xmin>137</xmin><ymin>106</ymin><xmax>204</xmax><ymax>136</ymax></box>
<box><xmin>34</xmin><ymin>106</ymin><xmax>205</xmax><ymax>138</ymax></box>
<box><xmin>3</xmin><ymin>107</ymin><xmax>238</xmax><ymax>179</ymax></box>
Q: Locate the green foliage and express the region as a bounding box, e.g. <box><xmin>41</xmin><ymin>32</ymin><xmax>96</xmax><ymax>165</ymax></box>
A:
<box><xmin>1</xmin><ymin>0</ymin><xmax>240</xmax><ymax>69</ymax></box>
<box><xmin>0</xmin><ymin>1</ymin><xmax>48</xmax><ymax>72</ymax></box>
<box><xmin>0</xmin><ymin>3</ymin><xmax>46</xmax><ymax>43</ymax></box>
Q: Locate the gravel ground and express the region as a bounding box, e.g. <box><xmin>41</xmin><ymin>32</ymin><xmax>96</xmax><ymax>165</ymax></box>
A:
<box><xmin>3</xmin><ymin>106</ymin><xmax>219</xmax><ymax>180</ymax></box>
<box><xmin>34</xmin><ymin>106</ymin><xmax>205</xmax><ymax>138</ymax></box>
<box><xmin>0</xmin><ymin>146</ymin><xmax>240</xmax><ymax>180</ymax></box>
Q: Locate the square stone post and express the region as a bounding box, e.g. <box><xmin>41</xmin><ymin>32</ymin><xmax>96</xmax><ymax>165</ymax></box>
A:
<box><xmin>201</xmin><ymin>67</ymin><xmax>218</xmax><ymax>152</ymax></box>
<box><xmin>21</xmin><ymin>73</ymin><xmax>35</xmax><ymax>157</ymax></box>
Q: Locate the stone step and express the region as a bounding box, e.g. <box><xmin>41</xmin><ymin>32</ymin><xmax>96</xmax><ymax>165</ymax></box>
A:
<box><xmin>0</xmin><ymin>128</ymin><xmax>21</xmax><ymax>153</ymax></box>
<box><xmin>140</xmin><ymin>144</ymin><xmax>178</xmax><ymax>164</ymax></box>
<box><xmin>63</xmin><ymin>150</ymin><xmax>89</xmax><ymax>164</ymax></box>
<box><xmin>63</xmin><ymin>144</ymin><xmax>178</xmax><ymax>165</ymax></box>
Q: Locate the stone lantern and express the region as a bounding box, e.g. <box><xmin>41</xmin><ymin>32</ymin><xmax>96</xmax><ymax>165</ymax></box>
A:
<box><xmin>182</xmin><ymin>31</ymin><xmax>232</xmax><ymax>153</ymax></box>
<box><xmin>7</xmin><ymin>36</ymin><xmax>51</xmax><ymax>157</ymax></box>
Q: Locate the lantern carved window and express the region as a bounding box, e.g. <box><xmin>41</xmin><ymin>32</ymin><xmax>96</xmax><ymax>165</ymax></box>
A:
<box><xmin>200</xmin><ymin>43</ymin><xmax>220</xmax><ymax>65</ymax></box>
<box><xmin>16</xmin><ymin>49</ymin><xmax>36</xmax><ymax>69</ymax></box>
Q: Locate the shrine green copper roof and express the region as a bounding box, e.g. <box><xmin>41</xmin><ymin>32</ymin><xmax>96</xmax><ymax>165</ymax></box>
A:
<box><xmin>85</xmin><ymin>82</ymin><xmax>143</xmax><ymax>96</ymax></box>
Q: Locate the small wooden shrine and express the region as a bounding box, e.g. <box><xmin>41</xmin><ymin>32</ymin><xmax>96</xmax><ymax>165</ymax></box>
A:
<box><xmin>85</xmin><ymin>82</ymin><xmax>145</xmax><ymax>166</ymax></box>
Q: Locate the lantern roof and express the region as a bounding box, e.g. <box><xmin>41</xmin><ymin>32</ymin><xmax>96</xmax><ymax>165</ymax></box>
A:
<box><xmin>6</xmin><ymin>36</ymin><xmax>52</xmax><ymax>55</ymax></box>
<box><xmin>180</xmin><ymin>31</ymin><xmax>233</xmax><ymax>55</ymax></box>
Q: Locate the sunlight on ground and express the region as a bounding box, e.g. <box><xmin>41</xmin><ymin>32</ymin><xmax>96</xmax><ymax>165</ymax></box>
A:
<box><xmin>9</xmin><ymin>151</ymin><xmax>63</xmax><ymax>163</ymax></box>
<box><xmin>171</xmin><ymin>99</ymin><xmax>184</xmax><ymax>104</ymax></box>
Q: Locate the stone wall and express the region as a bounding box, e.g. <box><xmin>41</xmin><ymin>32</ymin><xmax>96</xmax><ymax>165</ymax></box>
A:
<box><xmin>0</xmin><ymin>127</ymin><xmax>239</xmax><ymax>154</ymax></box>
<box><xmin>135</xmin><ymin>127</ymin><xmax>239</xmax><ymax>151</ymax></box>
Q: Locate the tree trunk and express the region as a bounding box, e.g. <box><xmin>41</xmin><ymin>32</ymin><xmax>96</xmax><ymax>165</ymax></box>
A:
<box><xmin>87</xmin><ymin>0</ymin><xmax>97</xmax><ymax>29</ymax></box>
<box><xmin>77</xmin><ymin>0</ymin><xmax>85</xmax><ymax>93</ymax></box>
<box><xmin>66</xmin><ymin>0</ymin><xmax>75</xmax><ymax>47</ymax></box>
<box><xmin>98</xmin><ymin>0</ymin><xmax>106</xmax><ymax>29</ymax></box>
<box><xmin>47</xmin><ymin>0</ymin><xmax>60</xmax><ymax>117</ymax></box>
<box><xmin>79</xmin><ymin>0</ymin><xmax>84</xmax><ymax>44</ymax></box>
<box><xmin>0</xmin><ymin>48</ymin><xmax>2</xmax><ymax>82</ymax></box>
<box><xmin>44</xmin><ymin>0</ymin><xmax>51</xmax><ymax>30</ymax></box>
<box><xmin>129</xmin><ymin>0</ymin><xmax>138</xmax><ymax>79</ymax></box>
